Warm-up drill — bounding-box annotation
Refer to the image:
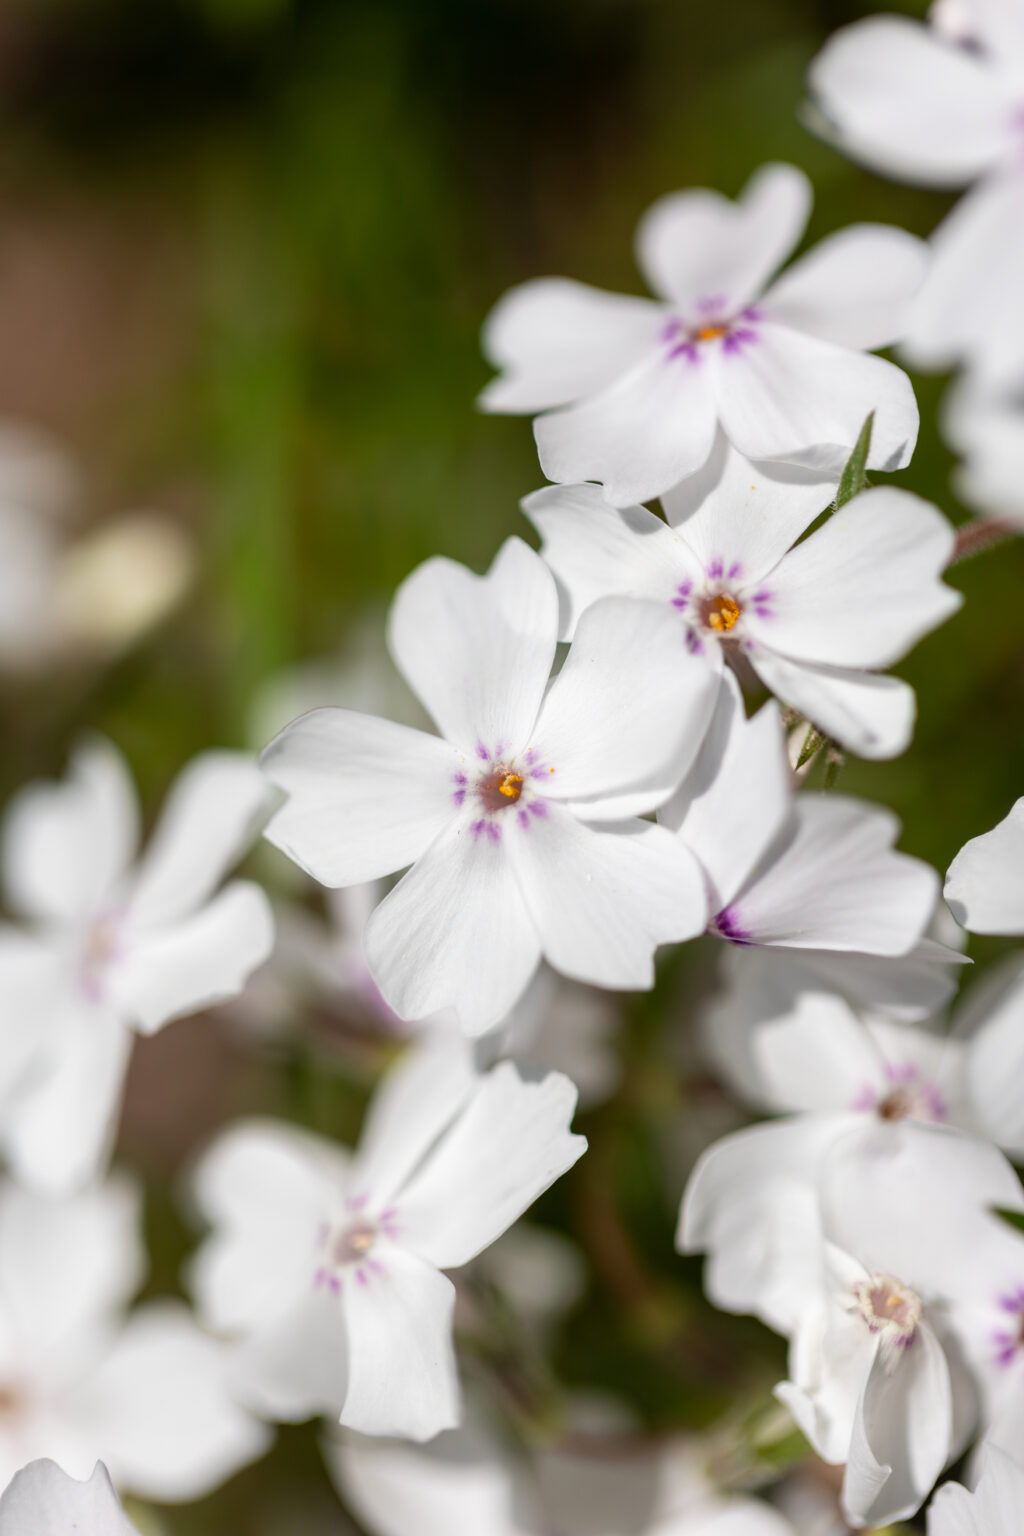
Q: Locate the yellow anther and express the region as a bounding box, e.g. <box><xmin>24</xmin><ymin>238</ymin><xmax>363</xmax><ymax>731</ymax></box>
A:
<box><xmin>697</xmin><ymin>324</ymin><xmax>729</xmax><ymax>342</ymax></box>
<box><xmin>499</xmin><ymin>773</ymin><xmax>523</xmax><ymax>799</ymax></box>
<box><xmin>702</xmin><ymin>594</ymin><xmax>742</xmax><ymax>632</ymax></box>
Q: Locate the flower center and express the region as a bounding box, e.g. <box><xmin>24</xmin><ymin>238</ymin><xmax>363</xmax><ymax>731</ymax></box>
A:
<box><xmin>331</xmin><ymin>1220</ymin><xmax>376</xmax><ymax>1266</ymax></box>
<box><xmin>478</xmin><ymin>766</ymin><xmax>524</xmax><ymax>812</ymax></box>
<box><xmin>696</xmin><ymin>324</ymin><xmax>729</xmax><ymax>342</ymax></box>
<box><xmin>852</xmin><ymin>1272</ymin><xmax>922</xmax><ymax>1367</ymax></box>
<box><xmin>699</xmin><ymin>592</ymin><xmax>742</xmax><ymax>632</ymax></box>
<box><xmin>79</xmin><ymin>913</ymin><xmax>122</xmax><ymax>1003</ymax></box>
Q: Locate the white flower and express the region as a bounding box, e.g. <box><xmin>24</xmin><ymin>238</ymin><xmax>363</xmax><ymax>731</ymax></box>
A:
<box><xmin>0</xmin><ymin>1174</ymin><xmax>267</xmax><ymax>1501</ymax></box>
<box><xmin>527</xmin><ymin>441</ymin><xmax>960</xmax><ymax>758</ymax></box>
<box><xmin>0</xmin><ymin>737</ymin><xmax>275</xmax><ymax>1192</ymax></box>
<box><xmin>809</xmin><ymin>9</ymin><xmax>1024</xmax><ymax>389</ymax></box>
<box><xmin>328</xmin><ymin>1419</ymin><xmax>798</xmax><ymax>1536</ymax></box>
<box><xmin>188</xmin><ymin>1038</ymin><xmax>586</xmax><ymax>1442</ymax></box>
<box><xmin>946</xmin><ymin>797</ymin><xmax>1024</xmax><ymax>934</ymax></box>
<box><xmin>944</xmin><ymin>381</ymin><xmax>1024</xmax><ymax>525</ymax></box>
<box><xmin>777</xmin><ymin>1243</ymin><xmax>967</xmax><ymax>1529</ymax></box>
<box><xmin>928</xmin><ymin>1444</ymin><xmax>1024</xmax><ymax>1536</ymax></box>
<box><xmin>479</xmin><ymin>162</ymin><xmax>923</xmax><ymax>505</ymax></box>
<box><xmin>261</xmin><ymin>538</ymin><xmax>717</xmax><ymax>1035</ymax></box>
<box><xmin>702</xmin><ymin>949</ymin><xmax>1024</xmax><ymax>1157</ymax></box>
<box><xmin>0</xmin><ymin>1460</ymin><xmax>138</xmax><ymax>1536</ymax></box>
<box><xmin>659</xmin><ymin>675</ymin><xmax>942</xmax><ymax>966</ymax></box>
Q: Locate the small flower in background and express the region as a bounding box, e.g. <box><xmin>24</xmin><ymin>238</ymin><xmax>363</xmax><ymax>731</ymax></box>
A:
<box><xmin>0</xmin><ymin>1459</ymin><xmax>139</xmax><ymax>1536</ymax></box>
<box><xmin>527</xmin><ymin>440</ymin><xmax>960</xmax><ymax>759</ymax></box>
<box><xmin>927</xmin><ymin>1443</ymin><xmax>1024</xmax><ymax>1536</ymax></box>
<box><xmin>0</xmin><ymin>1173</ymin><xmax>268</xmax><ymax>1499</ymax></box>
<box><xmin>809</xmin><ymin>5</ymin><xmax>1024</xmax><ymax>390</ymax></box>
<box><xmin>0</xmin><ymin>737</ymin><xmax>275</xmax><ymax>1191</ymax></box>
<box><xmin>189</xmin><ymin>1038</ymin><xmax>586</xmax><ymax>1441</ymax></box>
<box><xmin>261</xmin><ymin>538</ymin><xmax>716</xmax><ymax>1034</ymax></box>
<box><xmin>480</xmin><ymin>163</ymin><xmax>923</xmax><ymax>505</ymax></box>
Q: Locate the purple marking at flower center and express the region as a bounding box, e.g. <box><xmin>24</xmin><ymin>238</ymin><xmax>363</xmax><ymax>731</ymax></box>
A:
<box><xmin>711</xmin><ymin>906</ymin><xmax>753</xmax><ymax>945</ymax></box>
<box><xmin>79</xmin><ymin>913</ymin><xmax>124</xmax><ymax>1003</ymax></box>
<box><xmin>993</xmin><ymin>1284</ymin><xmax>1024</xmax><ymax>1367</ymax></box>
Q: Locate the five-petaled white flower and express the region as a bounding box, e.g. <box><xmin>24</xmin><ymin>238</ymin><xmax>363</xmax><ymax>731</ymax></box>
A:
<box><xmin>479</xmin><ymin>162</ymin><xmax>924</xmax><ymax>505</ymax></box>
<box><xmin>0</xmin><ymin>1460</ymin><xmax>138</xmax><ymax>1536</ymax></box>
<box><xmin>810</xmin><ymin>5</ymin><xmax>1024</xmax><ymax>389</ymax></box>
<box><xmin>527</xmin><ymin>439</ymin><xmax>960</xmax><ymax>758</ymax></box>
<box><xmin>0</xmin><ymin>737</ymin><xmax>275</xmax><ymax>1192</ymax></box>
<box><xmin>0</xmin><ymin>1173</ymin><xmax>268</xmax><ymax>1500</ymax></box>
<box><xmin>189</xmin><ymin>1038</ymin><xmax>586</xmax><ymax>1442</ymax></box>
<box><xmin>260</xmin><ymin>537</ymin><xmax>717</xmax><ymax>1035</ymax></box>
<box><xmin>946</xmin><ymin>794</ymin><xmax>1024</xmax><ymax>935</ymax></box>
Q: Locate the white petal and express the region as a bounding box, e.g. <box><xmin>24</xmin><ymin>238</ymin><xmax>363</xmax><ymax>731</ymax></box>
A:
<box><xmin>507</xmin><ymin>806</ymin><xmax>707</xmax><ymax>991</ymax></box>
<box><xmin>530</xmin><ymin>596</ymin><xmax>718</xmax><ymax>817</ymax></box>
<box><xmin>479</xmin><ymin>278</ymin><xmax>664</xmax><ymax>412</ymax></box>
<box><xmin>388</xmin><ymin>538</ymin><xmax>557</xmax><ymax>756</ymax></box>
<box><xmin>636</xmin><ymin>163</ymin><xmax>811</xmax><ymax>311</ymax></box>
<box><xmin>763</xmin><ymin>225</ymin><xmax>929</xmax><ymax>350</ymax></box>
<box><xmin>843</xmin><ymin>1319</ymin><xmax>953</xmax><ymax>1528</ymax></box>
<box><xmin>1</xmin><ymin>1005</ymin><xmax>132</xmax><ymax>1195</ymax></box>
<box><xmin>749</xmin><ymin>648</ymin><xmax>917</xmax><ymax>760</ymax></box>
<box><xmin>0</xmin><ymin>1460</ymin><xmax>138</xmax><ymax>1536</ymax></box>
<box><xmin>729</xmin><ymin>796</ymin><xmax>938</xmax><ymax>955</ymax></box>
<box><xmin>0</xmin><ymin>1175</ymin><xmax>144</xmax><ymax>1364</ymax></box>
<box><xmin>796</xmin><ymin>941</ymin><xmax>963</xmax><ymax>1023</ymax></box>
<box><xmin>524</xmin><ymin>483</ymin><xmax>701</xmax><ymax>640</ymax></box>
<box><xmin>679</xmin><ymin>1116</ymin><xmax>840</xmax><ymax>1334</ymax></box>
<box><xmin>0</xmin><ymin>930</ymin><xmax>66</xmax><ymax>1103</ymax></box>
<box><xmin>364</xmin><ymin>817</ymin><xmax>542</xmax><ymax>1036</ymax></box>
<box><xmin>340</xmin><ymin>1246</ymin><xmax>459</xmax><ymax>1442</ymax></box>
<box><xmin>808</xmin><ymin>17</ymin><xmax>1013</xmax><ymax>186</ymax></box>
<box><xmin>2</xmin><ymin>737</ymin><xmax>138</xmax><ymax>924</ymax></box>
<box><xmin>233</xmin><ymin>1287</ymin><xmax>349</xmax><ymax>1422</ymax></box>
<box><xmin>945</xmin><ymin>380</ymin><xmax>1024</xmax><ymax>525</ymax></box>
<box><xmin>717</xmin><ymin>321</ymin><xmax>919</xmax><ymax>473</ymax></box>
<box><xmin>660</xmin><ymin>430</ymin><xmax>836</xmax><ymax>580</ymax></box>
<box><xmin>128</xmin><ymin>752</ymin><xmax>271</xmax><ymax>927</ymax></box>
<box><xmin>946</xmin><ymin>798</ymin><xmax>1024</xmax><ymax>934</ymax></box>
<box><xmin>958</xmin><ymin>955</ymin><xmax>1024</xmax><ymax>1154</ymax></box>
<box><xmin>112</xmin><ymin>880</ymin><xmax>274</xmax><ymax>1034</ymax></box>
<box><xmin>261</xmin><ymin>709</ymin><xmax>461</xmax><ymax>886</ymax></box>
<box><xmin>351</xmin><ymin>1036</ymin><xmax>479</xmax><ymax>1207</ymax></box>
<box><xmin>906</xmin><ymin>171</ymin><xmax>1024</xmax><ymax>390</ymax></box>
<box><xmin>660</xmin><ymin>677</ymin><xmax>792</xmax><ymax>912</ymax></box>
<box><xmin>190</xmin><ymin>1118</ymin><xmax>348</xmax><ymax>1334</ymax></box>
<box><xmin>744</xmin><ymin>487</ymin><xmax>959</xmax><ymax>668</ymax></box>
<box><xmin>327</xmin><ymin>1425</ymin><xmax>517</xmax><ymax>1536</ymax></box>
<box><xmin>534</xmin><ymin>345</ymin><xmax>719</xmax><ymax>508</ymax></box>
<box><xmin>65</xmin><ymin>1303</ymin><xmax>270</xmax><ymax>1503</ymax></box>
<box><xmin>395</xmin><ymin>1062</ymin><xmax>586</xmax><ymax>1269</ymax></box>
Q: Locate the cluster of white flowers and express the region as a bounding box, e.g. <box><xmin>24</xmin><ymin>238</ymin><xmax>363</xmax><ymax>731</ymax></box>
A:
<box><xmin>0</xmin><ymin>2</ymin><xmax>1023</xmax><ymax>1532</ymax></box>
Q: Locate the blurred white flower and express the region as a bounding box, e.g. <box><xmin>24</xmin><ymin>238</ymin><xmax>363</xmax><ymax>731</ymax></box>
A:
<box><xmin>0</xmin><ymin>1175</ymin><xmax>268</xmax><ymax>1501</ymax></box>
<box><xmin>946</xmin><ymin>796</ymin><xmax>1024</xmax><ymax>933</ymax></box>
<box><xmin>189</xmin><ymin>1038</ymin><xmax>586</xmax><ymax>1441</ymax></box>
<box><xmin>928</xmin><ymin>1443</ymin><xmax>1024</xmax><ymax>1536</ymax></box>
<box><xmin>0</xmin><ymin>1459</ymin><xmax>139</xmax><ymax>1536</ymax></box>
<box><xmin>527</xmin><ymin>444</ymin><xmax>959</xmax><ymax>759</ymax></box>
<box><xmin>809</xmin><ymin>7</ymin><xmax>1024</xmax><ymax>389</ymax></box>
<box><xmin>480</xmin><ymin>163</ymin><xmax>923</xmax><ymax>505</ymax></box>
<box><xmin>660</xmin><ymin>676</ymin><xmax>944</xmax><ymax>974</ymax></box>
<box><xmin>328</xmin><ymin>1419</ymin><xmax>798</xmax><ymax>1536</ymax></box>
<box><xmin>0</xmin><ymin>737</ymin><xmax>275</xmax><ymax>1191</ymax></box>
<box><xmin>943</xmin><ymin>381</ymin><xmax>1024</xmax><ymax>525</ymax></box>
<box><xmin>261</xmin><ymin>538</ymin><xmax>716</xmax><ymax>1035</ymax></box>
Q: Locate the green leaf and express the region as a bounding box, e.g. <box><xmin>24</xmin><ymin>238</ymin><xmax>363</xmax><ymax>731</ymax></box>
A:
<box><xmin>996</xmin><ymin>1207</ymin><xmax>1024</xmax><ymax>1235</ymax></box>
<box><xmin>833</xmin><ymin>412</ymin><xmax>874</xmax><ymax>510</ymax></box>
<box><xmin>796</xmin><ymin>725</ymin><xmax>825</xmax><ymax>769</ymax></box>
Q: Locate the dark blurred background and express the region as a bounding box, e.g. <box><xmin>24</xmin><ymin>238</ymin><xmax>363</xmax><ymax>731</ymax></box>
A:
<box><xmin>0</xmin><ymin>2</ymin><xmax>1019</xmax><ymax>1529</ymax></box>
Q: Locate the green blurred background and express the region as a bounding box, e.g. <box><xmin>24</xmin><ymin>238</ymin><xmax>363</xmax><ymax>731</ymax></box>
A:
<box><xmin>0</xmin><ymin>0</ymin><xmax>1020</xmax><ymax>1529</ymax></box>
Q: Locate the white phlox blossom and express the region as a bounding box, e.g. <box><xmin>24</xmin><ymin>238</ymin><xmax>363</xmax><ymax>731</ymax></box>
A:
<box><xmin>261</xmin><ymin>537</ymin><xmax>717</xmax><ymax>1035</ymax></box>
<box><xmin>657</xmin><ymin>674</ymin><xmax>943</xmax><ymax>973</ymax></box>
<box><xmin>943</xmin><ymin>381</ymin><xmax>1024</xmax><ymax>525</ymax></box>
<box><xmin>928</xmin><ymin>1443</ymin><xmax>1024</xmax><ymax>1536</ymax></box>
<box><xmin>702</xmin><ymin>948</ymin><xmax>1024</xmax><ymax>1157</ymax></box>
<box><xmin>526</xmin><ymin>437</ymin><xmax>960</xmax><ymax>758</ymax></box>
<box><xmin>479</xmin><ymin>162</ymin><xmax>924</xmax><ymax>505</ymax></box>
<box><xmin>0</xmin><ymin>1459</ymin><xmax>138</xmax><ymax>1536</ymax></box>
<box><xmin>188</xmin><ymin>1037</ymin><xmax>586</xmax><ymax>1442</ymax></box>
<box><xmin>946</xmin><ymin>795</ymin><xmax>1024</xmax><ymax>934</ymax></box>
<box><xmin>809</xmin><ymin>2</ymin><xmax>1024</xmax><ymax>389</ymax></box>
<box><xmin>0</xmin><ymin>737</ymin><xmax>275</xmax><ymax>1192</ymax></box>
<box><xmin>328</xmin><ymin>1418</ymin><xmax>799</xmax><ymax>1536</ymax></box>
<box><xmin>0</xmin><ymin>1173</ymin><xmax>267</xmax><ymax>1500</ymax></box>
